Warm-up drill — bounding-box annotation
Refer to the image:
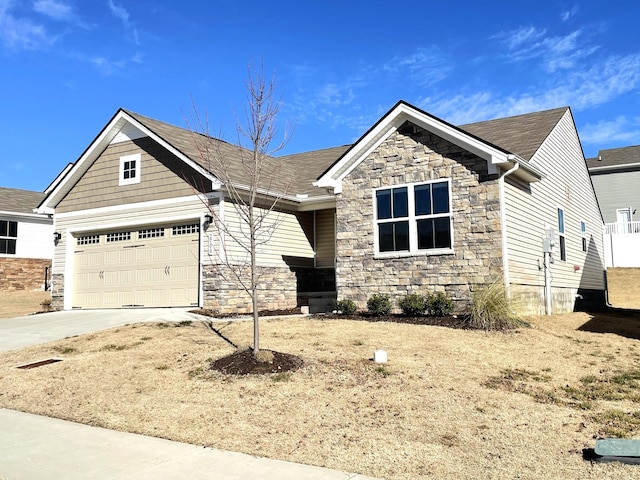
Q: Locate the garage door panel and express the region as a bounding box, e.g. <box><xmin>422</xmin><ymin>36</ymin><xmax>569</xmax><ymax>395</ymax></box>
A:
<box><xmin>73</xmin><ymin>224</ymin><xmax>199</xmax><ymax>309</ymax></box>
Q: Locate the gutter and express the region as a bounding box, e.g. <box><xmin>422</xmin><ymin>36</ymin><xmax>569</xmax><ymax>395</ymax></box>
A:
<box><xmin>499</xmin><ymin>158</ymin><xmax>521</xmax><ymax>297</ymax></box>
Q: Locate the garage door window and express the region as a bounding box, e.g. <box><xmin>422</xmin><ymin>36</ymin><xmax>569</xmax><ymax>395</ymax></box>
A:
<box><xmin>106</xmin><ymin>232</ymin><xmax>131</xmax><ymax>242</ymax></box>
<box><xmin>77</xmin><ymin>234</ymin><xmax>100</xmax><ymax>245</ymax></box>
<box><xmin>173</xmin><ymin>224</ymin><xmax>199</xmax><ymax>235</ymax></box>
<box><xmin>139</xmin><ymin>228</ymin><xmax>165</xmax><ymax>239</ymax></box>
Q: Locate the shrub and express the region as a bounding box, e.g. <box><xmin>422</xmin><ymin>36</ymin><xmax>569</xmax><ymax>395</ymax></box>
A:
<box><xmin>367</xmin><ymin>294</ymin><xmax>392</xmax><ymax>316</ymax></box>
<box><xmin>467</xmin><ymin>279</ymin><xmax>525</xmax><ymax>330</ymax></box>
<box><xmin>426</xmin><ymin>291</ymin><xmax>454</xmax><ymax>317</ymax></box>
<box><xmin>335</xmin><ymin>299</ymin><xmax>358</xmax><ymax>315</ymax></box>
<box><xmin>398</xmin><ymin>293</ymin><xmax>427</xmax><ymax>316</ymax></box>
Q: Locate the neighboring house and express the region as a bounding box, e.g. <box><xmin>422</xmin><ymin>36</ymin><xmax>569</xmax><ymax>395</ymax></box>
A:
<box><xmin>0</xmin><ymin>187</ymin><xmax>54</xmax><ymax>291</ymax></box>
<box><xmin>586</xmin><ymin>145</ymin><xmax>640</xmax><ymax>268</ymax></box>
<box><xmin>38</xmin><ymin>101</ymin><xmax>604</xmax><ymax>314</ymax></box>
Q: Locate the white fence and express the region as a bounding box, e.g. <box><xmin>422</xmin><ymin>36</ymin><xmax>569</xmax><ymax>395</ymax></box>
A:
<box><xmin>603</xmin><ymin>222</ymin><xmax>640</xmax><ymax>268</ymax></box>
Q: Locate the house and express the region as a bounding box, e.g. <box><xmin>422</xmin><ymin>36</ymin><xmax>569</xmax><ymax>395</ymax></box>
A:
<box><xmin>0</xmin><ymin>186</ymin><xmax>54</xmax><ymax>291</ymax></box>
<box><xmin>587</xmin><ymin>145</ymin><xmax>640</xmax><ymax>268</ymax></box>
<box><xmin>37</xmin><ymin>101</ymin><xmax>605</xmax><ymax>315</ymax></box>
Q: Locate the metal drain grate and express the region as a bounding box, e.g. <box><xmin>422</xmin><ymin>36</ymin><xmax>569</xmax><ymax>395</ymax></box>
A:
<box><xmin>16</xmin><ymin>358</ymin><xmax>63</xmax><ymax>369</ymax></box>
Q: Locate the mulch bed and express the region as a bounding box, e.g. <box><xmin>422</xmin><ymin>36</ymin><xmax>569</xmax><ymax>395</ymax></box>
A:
<box><xmin>210</xmin><ymin>348</ymin><xmax>303</xmax><ymax>375</ymax></box>
<box><xmin>192</xmin><ymin>307</ymin><xmax>302</xmax><ymax>318</ymax></box>
<box><xmin>312</xmin><ymin>313</ymin><xmax>475</xmax><ymax>329</ymax></box>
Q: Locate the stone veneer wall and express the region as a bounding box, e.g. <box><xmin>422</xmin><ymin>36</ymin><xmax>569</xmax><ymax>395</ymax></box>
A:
<box><xmin>202</xmin><ymin>264</ymin><xmax>298</xmax><ymax>314</ymax></box>
<box><xmin>335</xmin><ymin>123</ymin><xmax>504</xmax><ymax>312</ymax></box>
<box><xmin>50</xmin><ymin>273</ymin><xmax>64</xmax><ymax>310</ymax></box>
<box><xmin>0</xmin><ymin>258</ymin><xmax>51</xmax><ymax>291</ymax></box>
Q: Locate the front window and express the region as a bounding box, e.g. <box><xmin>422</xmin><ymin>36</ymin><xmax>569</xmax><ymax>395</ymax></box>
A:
<box><xmin>375</xmin><ymin>180</ymin><xmax>452</xmax><ymax>254</ymax></box>
<box><xmin>0</xmin><ymin>220</ymin><xmax>17</xmax><ymax>254</ymax></box>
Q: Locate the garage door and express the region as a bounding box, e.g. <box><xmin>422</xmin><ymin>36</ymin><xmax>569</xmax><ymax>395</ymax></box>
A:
<box><xmin>73</xmin><ymin>223</ymin><xmax>200</xmax><ymax>308</ymax></box>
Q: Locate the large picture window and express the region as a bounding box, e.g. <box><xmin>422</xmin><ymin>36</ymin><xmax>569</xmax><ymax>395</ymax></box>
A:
<box><xmin>0</xmin><ymin>220</ymin><xmax>18</xmax><ymax>255</ymax></box>
<box><xmin>375</xmin><ymin>180</ymin><xmax>452</xmax><ymax>254</ymax></box>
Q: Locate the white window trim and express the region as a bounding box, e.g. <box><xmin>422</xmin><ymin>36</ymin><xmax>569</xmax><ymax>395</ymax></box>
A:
<box><xmin>119</xmin><ymin>153</ymin><xmax>141</xmax><ymax>186</ymax></box>
<box><xmin>373</xmin><ymin>179</ymin><xmax>454</xmax><ymax>258</ymax></box>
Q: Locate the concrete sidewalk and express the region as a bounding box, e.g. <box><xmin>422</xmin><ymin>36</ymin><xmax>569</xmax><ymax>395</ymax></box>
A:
<box><xmin>0</xmin><ymin>409</ymin><xmax>378</xmax><ymax>480</ymax></box>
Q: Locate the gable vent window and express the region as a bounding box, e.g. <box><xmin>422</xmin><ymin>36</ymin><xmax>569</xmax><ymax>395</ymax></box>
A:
<box><xmin>139</xmin><ymin>228</ymin><xmax>165</xmax><ymax>239</ymax></box>
<box><xmin>119</xmin><ymin>153</ymin><xmax>141</xmax><ymax>186</ymax></box>
<box><xmin>172</xmin><ymin>224</ymin><xmax>200</xmax><ymax>236</ymax></box>
<box><xmin>375</xmin><ymin>180</ymin><xmax>453</xmax><ymax>255</ymax></box>
<box><xmin>106</xmin><ymin>232</ymin><xmax>131</xmax><ymax>243</ymax></box>
<box><xmin>77</xmin><ymin>235</ymin><xmax>100</xmax><ymax>245</ymax></box>
<box><xmin>0</xmin><ymin>220</ymin><xmax>18</xmax><ymax>255</ymax></box>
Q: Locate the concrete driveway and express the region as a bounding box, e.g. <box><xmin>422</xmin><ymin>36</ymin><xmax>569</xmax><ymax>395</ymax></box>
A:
<box><xmin>0</xmin><ymin>308</ymin><xmax>206</xmax><ymax>352</ymax></box>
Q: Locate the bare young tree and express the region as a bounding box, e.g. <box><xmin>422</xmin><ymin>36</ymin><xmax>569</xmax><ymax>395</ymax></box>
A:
<box><xmin>188</xmin><ymin>66</ymin><xmax>293</xmax><ymax>356</ymax></box>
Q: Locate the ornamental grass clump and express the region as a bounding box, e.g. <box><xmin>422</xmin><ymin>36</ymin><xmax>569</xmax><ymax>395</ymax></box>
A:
<box><xmin>468</xmin><ymin>279</ymin><xmax>525</xmax><ymax>330</ymax></box>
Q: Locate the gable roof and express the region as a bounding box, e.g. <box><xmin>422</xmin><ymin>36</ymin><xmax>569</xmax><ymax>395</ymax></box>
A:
<box><xmin>460</xmin><ymin>107</ymin><xmax>569</xmax><ymax>161</ymax></box>
<box><xmin>586</xmin><ymin>145</ymin><xmax>640</xmax><ymax>172</ymax></box>
<box><xmin>0</xmin><ymin>187</ymin><xmax>47</xmax><ymax>216</ymax></box>
<box><xmin>314</xmin><ymin>101</ymin><xmax>548</xmax><ymax>193</ymax></box>
<box><xmin>40</xmin><ymin>101</ymin><xmax>572</xmax><ymax>211</ymax></box>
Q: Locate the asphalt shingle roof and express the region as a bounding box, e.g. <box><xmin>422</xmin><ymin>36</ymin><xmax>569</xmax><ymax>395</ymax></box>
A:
<box><xmin>460</xmin><ymin>107</ymin><xmax>568</xmax><ymax>161</ymax></box>
<box><xmin>586</xmin><ymin>145</ymin><xmax>640</xmax><ymax>170</ymax></box>
<box><xmin>0</xmin><ymin>187</ymin><xmax>46</xmax><ymax>214</ymax></box>
<box><xmin>124</xmin><ymin>104</ymin><xmax>568</xmax><ymax>198</ymax></box>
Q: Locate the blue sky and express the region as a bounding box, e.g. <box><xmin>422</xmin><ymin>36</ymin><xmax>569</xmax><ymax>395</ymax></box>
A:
<box><xmin>2</xmin><ymin>1</ymin><xmax>640</xmax><ymax>191</ymax></box>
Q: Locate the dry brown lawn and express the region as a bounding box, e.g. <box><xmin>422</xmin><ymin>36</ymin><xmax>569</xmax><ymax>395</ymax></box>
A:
<box><xmin>2</xmin><ymin>313</ymin><xmax>640</xmax><ymax>479</ymax></box>
<box><xmin>0</xmin><ymin>290</ymin><xmax>51</xmax><ymax>319</ymax></box>
<box><xmin>607</xmin><ymin>268</ymin><xmax>640</xmax><ymax>310</ymax></box>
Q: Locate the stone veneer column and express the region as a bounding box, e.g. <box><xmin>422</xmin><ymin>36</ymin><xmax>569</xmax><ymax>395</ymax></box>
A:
<box><xmin>335</xmin><ymin>124</ymin><xmax>504</xmax><ymax>312</ymax></box>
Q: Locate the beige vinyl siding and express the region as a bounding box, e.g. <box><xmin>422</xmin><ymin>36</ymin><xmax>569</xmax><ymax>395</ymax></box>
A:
<box><xmin>590</xmin><ymin>170</ymin><xmax>640</xmax><ymax>223</ymax></box>
<box><xmin>504</xmin><ymin>109</ymin><xmax>605</xmax><ymax>290</ymax></box>
<box><xmin>315</xmin><ymin>209</ymin><xmax>335</xmax><ymax>267</ymax></box>
<box><xmin>57</xmin><ymin>138</ymin><xmax>205</xmax><ymax>213</ymax></box>
<box><xmin>53</xmin><ymin>197</ymin><xmax>205</xmax><ymax>275</ymax></box>
<box><xmin>219</xmin><ymin>204</ymin><xmax>314</xmax><ymax>268</ymax></box>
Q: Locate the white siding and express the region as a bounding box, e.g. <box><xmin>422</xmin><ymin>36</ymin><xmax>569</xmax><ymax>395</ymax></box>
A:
<box><xmin>504</xmin><ymin>110</ymin><xmax>605</xmax><ymax>291</ymax></box>
<box><xmin>217</xmin><ymin>202</ymin><xmax>315</xmax><ymax>268</ymax></box>
<box><xmin>14</xmin><ymin>218</ymin><xmax>54</xmax><ymax>260</ymax></box>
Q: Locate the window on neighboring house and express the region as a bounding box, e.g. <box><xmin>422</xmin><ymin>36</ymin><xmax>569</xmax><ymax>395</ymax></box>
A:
<box><xmin>375</xmin><ymin>180</ymin><xmax>452</xmax><ymax>254</ymax></box>
<box><xmin>557</xmin><ymin>208</ymin><xmax>566</xmax><ymax>261</ymax></box>
<box><xmin>580</xmin><ymin>221</ymin><xmax>587</xmax><ymax>253</ymax></box>
<box><xmin>0</xmin><ymin>220</ymin><xmax>18</xmax><ymax>255</ymax></box>
<box><xmin>119</xmin><ymin>153</ymin><xmax>141</xmax><ymax>186</ymax></box>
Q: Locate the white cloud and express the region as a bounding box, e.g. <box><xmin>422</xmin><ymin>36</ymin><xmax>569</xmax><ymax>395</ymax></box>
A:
<box><xmin>493</xmin><ymin>26</ymin><xmax>547</xmax><ymax>50</ymax></box>
<box><xmin>384</xmin><ymin>47</ymin><xmax>452</xmax><ymax>87</ymax></box>
<box><xmin>0</xmin><ymin>0</ymin><xmax>57</xmax><ymax>49</ymax></box>
<box><xmin>107</xmin><ymin>0</ymin><xmax>129</xmax><ymax>24</ymax></box>
<box><xmin>416</xmin><ymin>53</ymin><xmax>640</xmax><ymax>125</ymax></box>
<box><xmin>579</xmin><ymin>116</ymin><xmax>640</xmax><ymax>145</ymax></box>
<box><xmin>561</xmin><ymin>6</ymin><xmax>579</xmax><ymax>22</ymax></box>
<box><xmin>90</xmin><ymin>55</ymin><xmax>125</xmax><ymax>74</ymax></box>
<box><xmin>33</xmin><ymin>0</ymin><xmax>73</xmax><ymax>21</ymax></box>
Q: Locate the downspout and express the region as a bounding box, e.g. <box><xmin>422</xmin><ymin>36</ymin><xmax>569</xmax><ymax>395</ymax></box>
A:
<box><xmin>498</xmin><ymin>159</ymin><xmax>520</xmax><ymax>298</ymax></box>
